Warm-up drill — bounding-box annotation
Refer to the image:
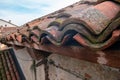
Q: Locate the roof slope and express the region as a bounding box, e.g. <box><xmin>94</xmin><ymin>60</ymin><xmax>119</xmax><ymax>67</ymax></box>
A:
<box><xmin>0</xmin><ymin>0</ymin><xmax>120</xmax><ymax>50</ymax></box>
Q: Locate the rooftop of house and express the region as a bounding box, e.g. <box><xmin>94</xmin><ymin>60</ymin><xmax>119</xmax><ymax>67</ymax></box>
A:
<box><xmin>0</xmin><ymin>0</ymin><xmax>120</xmax><ymax>68</ymax></box>
<box><xmin>0</xmin><ymin>19</ymin><xmax>18</xmax><ymax>27</ymax></box>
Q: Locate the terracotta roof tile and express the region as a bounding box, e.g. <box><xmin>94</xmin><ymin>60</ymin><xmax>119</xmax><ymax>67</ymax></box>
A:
<box><xmin>0</xmin><ymin>1</ymin><xmax>120</xmax><ymax>51</ymax></box>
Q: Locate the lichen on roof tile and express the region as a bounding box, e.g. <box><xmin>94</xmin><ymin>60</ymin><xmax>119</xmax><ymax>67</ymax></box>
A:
<box><xmin>0</xmin><ymin>0</ymin><xmax>120</xmax><ymax>50</ymax></box>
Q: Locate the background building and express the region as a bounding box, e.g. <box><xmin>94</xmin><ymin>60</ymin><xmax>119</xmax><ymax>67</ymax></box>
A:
<box><xmin>0</xmin><ymin>19</ymin><xmax>17</xmax><ymax>27</ymax></box>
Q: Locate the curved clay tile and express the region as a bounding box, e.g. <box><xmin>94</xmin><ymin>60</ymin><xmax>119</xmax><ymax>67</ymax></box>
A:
<box><xmin>73</xmin><ymin>30</ymin><xmax>120</xmax><ymax>50</ymax></box>
<box><xmin>1</xmin><ymin>0</ymin><xmax>120</xmax><ymax>50</ymax></box>
<box><xmin>60</xmin><ymin>1</ymin><xmax>120</xmax><ymax>34</ymax></box>
<box><xmin>28</xmin><ymin>1</ymin><xmax>119</xmax><ymax>48</ymax></box>
<box><xmin>16</xmin><ymin>35</ymin><xmax>23</xmax><ymax>43</ymax></box>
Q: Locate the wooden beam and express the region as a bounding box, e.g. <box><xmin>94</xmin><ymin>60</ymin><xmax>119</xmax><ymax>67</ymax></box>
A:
<box><xmin>38</xmin><ymin>44</ymin><xmax>120</xmax><ymax>68</ymax></box>
<box><xmin>4</xmin><ymin>41</ymin><xmax>120</xmax><ymax>68</ymax></box>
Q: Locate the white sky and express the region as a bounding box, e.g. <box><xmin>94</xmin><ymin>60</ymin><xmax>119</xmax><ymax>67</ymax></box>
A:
<box><xmin>0</xmin><ymin>0</ymin><xmax>80</xmax><ymax>26</ymax></box>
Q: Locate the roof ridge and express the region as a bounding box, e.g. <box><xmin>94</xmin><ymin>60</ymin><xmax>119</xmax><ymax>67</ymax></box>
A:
<box><xmin>0</xmin><ymin>19</ymin><xmax>18</xmax><ymax>27</ymax></box>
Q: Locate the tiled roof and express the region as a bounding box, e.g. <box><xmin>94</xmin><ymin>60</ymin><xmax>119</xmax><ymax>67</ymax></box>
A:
<box><xmin>0</xmin><ymin>27</ymin><xmax>19</xmax><ymax>42</ymax></box>
<box><xmin>0</xmin><ymin>49</ymin><xmax>25</xmax><ymax>80</ymax></box>
<box><xmin>1</xmin><ymin>1</ymin><xmax>119</xmax><ymax>50</ymax></box>
<box><xmin>0</xmin><ymin>0</ymin><xmax>120</xmax><ymax>68</ymax></box>
<box><xmin>0</xmin><ymin>27</ymin><xmax>18</xmax><ymax>35</ymax></box>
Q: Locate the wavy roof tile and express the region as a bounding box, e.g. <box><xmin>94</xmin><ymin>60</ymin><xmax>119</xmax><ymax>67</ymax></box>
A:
<box><xmin>0</xmin><ymin>0</ymin><xmax>120</xmax><ymax>68</ymax></box>
<box><xmin>0</xmin><ymin>1</ymin><xmax>120</xmax><ymax>50</ymax></box>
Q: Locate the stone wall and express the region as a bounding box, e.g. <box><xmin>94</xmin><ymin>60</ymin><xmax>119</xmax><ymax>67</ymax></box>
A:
<box><xmin>13</xmin><ymin>48</ymin><xmax>45</xmax><ymax>80</ymax></box>
<box><xmin>13</xmin><ymin>48</ymin><xmax>120</xmax><ymax>80</ymax></box>
<box><xmin>48</xmin><ymin>54</ymin><xmax>120</xmax><ymax>80</ymax></box>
